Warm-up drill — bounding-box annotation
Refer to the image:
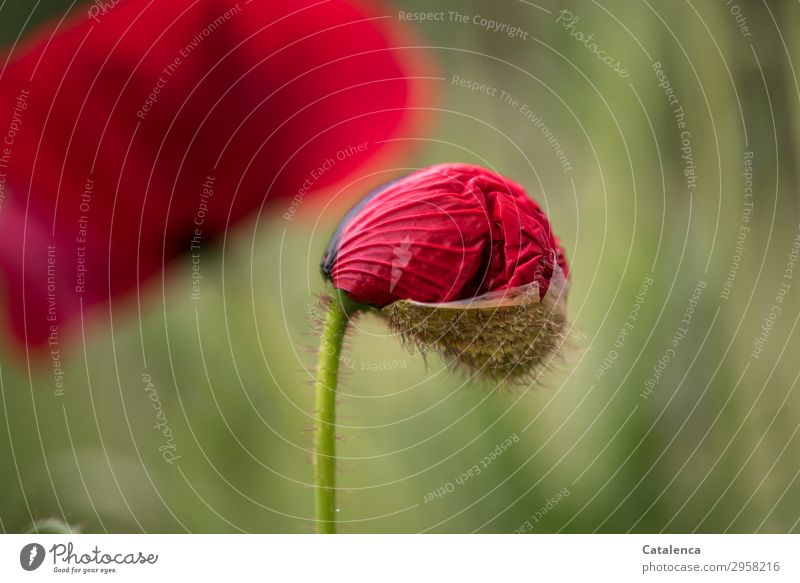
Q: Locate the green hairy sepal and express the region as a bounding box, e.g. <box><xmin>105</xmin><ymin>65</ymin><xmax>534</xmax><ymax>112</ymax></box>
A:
<box><xmin>384</xmin><ymin>273</ymin><xmax>570</xmax><ymax>384</ymax></box>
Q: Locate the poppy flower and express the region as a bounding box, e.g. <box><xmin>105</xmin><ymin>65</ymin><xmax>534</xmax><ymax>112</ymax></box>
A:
<box><xmin>321</xmin><ymin>163</ymin><xmax>570</xmax><ymax>381</ymax></box>
<box><xmin>0</xmin><ymin>0</ymin><xmax>429</xmax><ymax>349</ymax></box>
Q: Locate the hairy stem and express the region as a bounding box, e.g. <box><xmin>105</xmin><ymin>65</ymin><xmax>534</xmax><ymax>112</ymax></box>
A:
<box><xmin>314</xmin><ymin>289</ymin><xmax>362</xmax><ymax>534</ymax></box>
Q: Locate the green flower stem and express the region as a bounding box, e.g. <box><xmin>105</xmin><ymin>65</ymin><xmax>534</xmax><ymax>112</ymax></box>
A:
<box><xmin>314</xmin><ymin>289</ymin><xmax>363</xmax><ymax>534</ymax></box>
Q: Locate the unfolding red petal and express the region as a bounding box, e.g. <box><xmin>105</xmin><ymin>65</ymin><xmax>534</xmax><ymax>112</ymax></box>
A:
<box><xmin>325</xmin><ymin>163</ymin><xmax>569</xmax><ymax>306</ymax></box>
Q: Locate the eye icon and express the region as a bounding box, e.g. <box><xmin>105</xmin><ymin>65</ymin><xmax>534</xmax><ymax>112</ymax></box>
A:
<box><xmin>20</xmin><ymin>543</ymin><xmax>46</xmax><ymax>571</ymax></box>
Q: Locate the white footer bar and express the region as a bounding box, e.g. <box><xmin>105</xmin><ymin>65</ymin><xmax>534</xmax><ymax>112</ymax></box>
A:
<box><xmin>1</xmin><ymin>534</ymin><xmax>797</xmax><ymax>582</ymax></box>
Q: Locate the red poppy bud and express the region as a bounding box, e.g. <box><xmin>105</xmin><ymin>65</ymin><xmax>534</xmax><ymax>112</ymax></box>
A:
<box><xmin>322</xmin><ymin>163</ymin><xmax>570</xmax><ymax>382</ymax></box>
<box><xmin>0</xmin><ymin>0</ymin><xmax>429</xmax><ymax>349</ymax></box>
<box><xmin>322</xmin><ymin>163</ymin><xmax>568</xmax><ymax>305</ymax></box>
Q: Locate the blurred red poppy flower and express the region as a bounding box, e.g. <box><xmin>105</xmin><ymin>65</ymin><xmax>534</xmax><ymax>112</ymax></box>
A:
<box><xmin>322</xmin><ymin>163</ymin><xmax>569</xmax><ymax>307</ymax></box>
<box><xmin>0</xmin><ymin>0</ymin><xmax>430</xmax><ymax>349</ymax></box>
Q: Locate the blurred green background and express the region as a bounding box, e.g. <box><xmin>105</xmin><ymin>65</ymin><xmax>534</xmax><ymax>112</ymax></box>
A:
<box><xmin>2</xmin><ymin>0</ymin><xmax>800</xmax><ymax>533</ymax></box>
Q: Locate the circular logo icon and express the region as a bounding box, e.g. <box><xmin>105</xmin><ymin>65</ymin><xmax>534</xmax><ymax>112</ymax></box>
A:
<box><xmin>20</xmin><ymin>543</ymin><xmax>46</xmax><ymax>571</ymax></box>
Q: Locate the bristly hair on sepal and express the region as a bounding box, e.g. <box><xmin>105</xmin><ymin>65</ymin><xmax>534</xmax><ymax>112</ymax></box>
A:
<box><xmin>383</xmin><ymin>270</ymin><xmax>572</xmax><ymax>385</ymax></box>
